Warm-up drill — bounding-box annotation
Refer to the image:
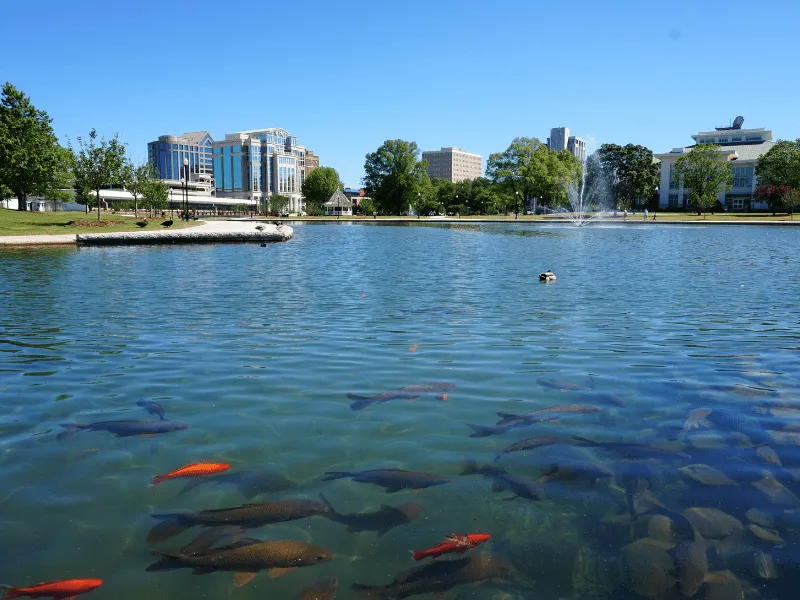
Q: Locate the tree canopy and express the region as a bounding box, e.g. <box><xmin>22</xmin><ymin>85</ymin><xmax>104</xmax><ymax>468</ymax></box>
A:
<box><xmin>674</xmin><ymin>144</ymin><xmax>733</xmax><ymax>217</ymax></box>
<box><xmin>756</xmin><ymin>140</ymin><xmax>800</xmax><ymax>190</ymax></box>
<box><xmin>72</xmin><ymin>129</ymin><xmax>128</xmax><ymax>220</ymax></box>
<box><xmin>595</xmin><ymin>143</ymin><xmax>660</xmax><ymax>210</ymax></box>
<box><xmin>302</xmin><ymin>166</ymin><xmax>342</xmax><ymax>215</ymax></box>
<box><xmin>0</xmin><ymin>82</ymin><xmax>70</xmax><ymax>210</ymax></box>
<box><xmin>363</xmin><ymin>140</ymin><xmax>429</xmax><ymax>215</ymax></box>
<box><xmin>122</xmin><ymin>161</ymin><xmax>156</xmax><ymax>217</ymax></box>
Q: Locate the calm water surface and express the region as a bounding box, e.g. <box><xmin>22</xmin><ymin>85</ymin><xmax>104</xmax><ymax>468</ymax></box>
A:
<box><xmin>1</xmin><ymin>222</ymin><xmax>800</xmax><ymax>599</ymax></box>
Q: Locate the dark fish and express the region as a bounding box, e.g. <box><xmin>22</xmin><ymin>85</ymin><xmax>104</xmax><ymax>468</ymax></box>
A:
<box><xmin>468</xmin><ymin>416</ymin><xmax>559</xmax><ymax>438</ymax></box>
<box><xmin>495</xmin><ymin>435</ymin><xmax>560</xmax><ymax>460</ymax></box>
<box><xmin>496</xmin><ymin>404</ymin><xmax>601</xmax><ymax>425</ymax></box>
<box><xmin>147</xmin><ymin>499</ymin><xmax>331</xmax><ymax>544</ymax></box>
<box><xmin>295</xmin><ymin>576</ymin><xmax>339</xmax><ymax>600</ymax></box>
<box><xmin>322</xmin><ymin>468</ymin><xmax>451</xmax><ymax>493</ymax></box>
<box><xmin>461</xmin><ymin>460</ymin><xmax>542</xmax><ymax>501</ymax></box>
<box><xmin>571</xmin><ymin>436</ymin><xmax>690</xmax><ymax>460</ymax></box>
<box><xmin>347</xmin><ymin>383</ymin><xmax>455</xmax><ymax>411</ymax></box>
<box><xmin>179</xmin><ymin>526</ymin><xmax>244</xmax><ymax>555</ymax></box>
<box><xmin>178</xmin><ymin>469</ymin><xmax>296</xmax><ymax>499</ymax></box>
<box><xmin>537</xmin><ymin>378</ymin><xmax>591</xmax><ymax>392</ymax></box>
<box><xmin>147</xmin><ymin>538</ymin><xmax>334</xmax><ymax>587</ymax></box>
<box><xmin>319</xmin><ymin>493</ymin><xmax>421</xmax><ymax>536</ymax></box>
<box><xmin>351</xmin><ymin>554</ymin><xmax>510</xmax><ymax>600</ymax></box>
<box><xmin>665</xmin><ymin>512</ymin><xmax>708</xmax><ymax>597</ymax></box>
<box><xmin>57</xmin><ymin>420</ymin><xmax>189</xmax><ymax>440</ymax></box>
<box><xmin>137</xmin><ymin>400</ymin><xmax>166</xmax><ymax>420</ymax></box>
<box><xmin>536</xmin><ymin>460</ymin><xmax>613</xmax><ymax>485</ymax></box>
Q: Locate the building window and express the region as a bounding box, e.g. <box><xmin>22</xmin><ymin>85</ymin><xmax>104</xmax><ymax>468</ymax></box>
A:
<box><xmin>732</xmin><ymin>137</ymin><xmax>742</xmax><ymax>142</ymax></box>
<box><xmin>732</xmin><ymin>166</ymin><xmax>753</xmax><ymax>188</ymax></box>
<box><xmin>668</xmin><ymin>193</ymin><xmax>679</xmax><ymax>208</ymax></box>
<box><xmin>746</xmin><ymin>136</ymin><xmax>762</xmax><ymax>142</ymax></box>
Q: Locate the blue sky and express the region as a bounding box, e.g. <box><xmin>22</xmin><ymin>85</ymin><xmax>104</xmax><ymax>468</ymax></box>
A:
<box><xmin>4</xmin><ymin>0</ymin><xmax>798</xmax><ymax>187</ymax></box>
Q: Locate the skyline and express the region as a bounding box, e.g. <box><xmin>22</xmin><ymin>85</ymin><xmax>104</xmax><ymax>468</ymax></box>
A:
<box><xmin>4</xmin><ymin>0</ymin><xmax>798</xmax><ymax>188</ymax></box>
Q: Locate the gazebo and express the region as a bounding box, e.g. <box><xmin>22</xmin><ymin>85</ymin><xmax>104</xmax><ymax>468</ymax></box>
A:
<box><xmin>323</xmin><ymin>188</ymin><xmax>353</xmax><ymax>216</ymax></box>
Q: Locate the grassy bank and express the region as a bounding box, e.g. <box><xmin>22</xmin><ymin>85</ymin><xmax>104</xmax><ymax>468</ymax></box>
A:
<box><xmin>0</xmin><ymin>209</ymin><xmax>200</xmax><ymax>236</ymax></box>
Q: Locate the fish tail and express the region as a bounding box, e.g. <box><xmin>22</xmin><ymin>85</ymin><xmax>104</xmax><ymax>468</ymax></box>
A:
<box><xmin>147</xmin><ymin>513</ymin><xmax>193</xmax><ymax>544</ymax></box>
<box><xmin>572</xmin><ymin>435</ymin><xmax>599</xmax><ymax>446</ymax></box>
<box><xmin>468</xmin><ymin>424</ymin><xmax>498</xmax><ymax>438</ymax></box>
<box><xmin>348</xmin><ymin>396</ymin><xmax>375</xmax><ymax>411</ymax></box>
<box><xmin>411</xmin><ymin>550</ymin><xmax>425</xmax><ymax>561</ymax></box>
<box><xmin>151</xmin><ymin>474</ymin><xmax>168</xmax><ymax>486</ymax></box>
<box><xmin>56</xmin><ymin>423</ymin><xmax>85</xmax><ymax>440</ymax></box>
<box><xmin>318</xmin><ymin>493</ymin><xmax>343</xmax><ymax>518</ymax></box>
<box><xmin>146</xmin><ymin>550</ymin><xmax>186</xmax><ymax>572</ymax></box>
<box><xmin>0</xmin><ymin>585</ymin><xmax>22</xmax><ymax>599</ymax></box>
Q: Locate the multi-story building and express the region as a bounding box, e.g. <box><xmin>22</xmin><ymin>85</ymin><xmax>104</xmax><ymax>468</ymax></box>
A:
<box><xmin>422</xmin><ymin>147</ymin><xmax>482</xmax><ymax>182</ymax></box>
<box><xmin>212</xmin><ymin>128</ymin><xmax>307</xmax><ymax>214</ymax></box>
<box><xmin>655</xmin><ymin>117</ymin><xmax>775</xmax><ymax>211</ymax></box>
<box><xmin>304</xmin><ymin>150</ymin><xmax>320</xmax><ymax>177</ymax></box>
<box><xmin>547</xmin><ymin>127</ymin><xmax>586</xmax><ymax>162</ymax></box>
<box><xmin>147</xmin><ymin>131</ymin><xmax>214</xmax><ymax>190</ymax></box>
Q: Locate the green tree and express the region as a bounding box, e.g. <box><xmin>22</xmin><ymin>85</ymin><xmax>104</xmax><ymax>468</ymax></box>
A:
<box><xmin>756</xmin><ymin>140</ymin><xmax>800</xmax><ymax>190</ymax></box>
<box><xmin>269</xmin><ymin>194</ymin><xmax>290</xmax><ymax>215</ymax></box>
<box><xmin>784</xmin><ymin>189</ymin><xmax>800</xmax><ymax>219</ymax></box>
<box><xmin>358</xmin><ymin>197</ymin><xmax>376</xmax><ymax>215</ymax></box>
<box><xmin>42</xmin><ymin>145</ymin><xmax>75</xmax><ymax>203</ymax></box>
<box><xmin>674</xmin><ymin>144</ymin><xmax>733</xmax><ymax>217</ymax></box>
<box><xmin>0</xmin><ymin>83</ymin><xmax>68</xmax><ymax>211</ymax></box>
<box><xmin>122</xmin><ymin>161</ymin><xmax>155</xmax><ymax>217</ymax></box>
<box><xmin>302</xmin><ymin>166</ymin><xmax>342</xmax><ymax>215</ymax></box>
<box><xmin>596</xmin><ymin>144</ymin><xmax>660</xmax><ymax>210</ymax></box>
<box><xmin>363</xmin><ymin>140</ymin><xmax>429</xmax><ymax>215</ymax></box>
<box><xmin>72</xmin><ymin>128</ymin><xmax>127</xmax><ymax>221</ymax></box>
<box><xmin>140</xmin><ymin>178</ymin><xmax>168</xmax><ymax>217</ymax></box>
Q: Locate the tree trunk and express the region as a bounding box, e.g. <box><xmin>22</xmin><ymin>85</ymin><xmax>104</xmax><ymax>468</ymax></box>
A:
<box><xmin>134</xmin><ymin>194</ymin><xmax>138</xmax><ymax>218</ymax></box>
<box><xmin>16</xmin><ymin>191</ymin><xmax>28</xmax><ymax>211</ymax></box>
<box><xmin>96</xmin><ymin>188</ymin><xmax>101</xmax><ymax>221</ymax></box>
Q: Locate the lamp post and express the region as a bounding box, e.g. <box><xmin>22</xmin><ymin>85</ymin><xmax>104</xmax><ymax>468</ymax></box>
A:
<box><xmin>183</xmin><ymin>158</ymin><xmax>189</xmax><ymax>220</ymax></box>
<box><xmin>169</xmin><ymin>189</ymin><xmax>174</xmax><ymax>219</ymax></box>
<box><xmin>417</xmin><ymin>191</ymin><xmax>421</xmax><ymax>218</ymax></box>
<box><xmin>456</xmin><ymin>194</ymin><xmax>459</xmax><ymax>218</ymax></box>
<box><xmin>515</xmin><ymin>191</ymin><xmax>519</xmax><ymax>219</ymax></box>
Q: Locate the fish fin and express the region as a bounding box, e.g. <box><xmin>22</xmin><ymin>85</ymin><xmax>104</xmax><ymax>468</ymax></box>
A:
<box><xmin>191</xmin><ymin>567</ymin><xmax>216</xmax><ymax>575</ymax></box>
<box><xmin>267</xmin><ymin>567</ymin><xmax>296</xmax><ymax>579</ymax></box>
<box><xmin>467</xmin><ymin>424</ymin><xmax>499</xmax><ymax>438</ymax></box>
<box><xmin>322</xmin><ymin>471</ymin><xmax>351</xmax><ymax>481</ymax></box>
<box><xmin>146</xmin><ymin>551</ymin><xmax>185</xmax><ymax>572</ymax></box>
<box><xmin>64</xmin><ymin>596</ymin><xmax>78</xmax><ymax>600</ymax></box>
<box><xmin>147</xmin><ymin>513</ymin><xmax>193</xmax><ymax>545</ymax></box>
<box><xmin>139</xmin><ymin>433</ymin><xmax>156</xmax><ymax>438</ymax></box>
<box><xmin>177</xmin><ymin>478</ymin><xmax>207</xmax><ymax>497</ymax></box>
<box><xmin>349</xmin><ymin>398</ymin><xmax>375</xmax><ymax>411</ymax></box>
<box><xmin>461</xmin><ymin>459</ymin><xmax>482</xmax><ymax>476</ymax></box>
<box><xmin>56</xmin><ymin>423</ymin><xmax>85</xmax><ymax>440</ymax></box>
<box><xmin>234</xmin><ymin>571</ymin><xmax>259</xmax><ymax>587</ymax></box>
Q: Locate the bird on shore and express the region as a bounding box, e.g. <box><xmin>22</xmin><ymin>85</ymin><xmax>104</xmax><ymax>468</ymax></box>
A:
<box><xmin>255</xmin><ymin>224</ymin><xmax>266</xmax><ymax>231</ymax></box>
<box><xmin>161</xmin><ymin>218</ymin><xmax>174</xmax><ymax>228</ymax></box>
<box><xmin>136</xmin><ymin>218</ymin><xmax>149</xmax><ymax>228</ymax></box>
<box><xmin>272</xmin><ymin>220</ymin><xmax>283</xmax><ymax>229</ymax></box>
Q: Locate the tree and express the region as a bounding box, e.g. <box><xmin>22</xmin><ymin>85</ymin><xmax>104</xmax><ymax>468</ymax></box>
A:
<box><xmin>122</xmin><ymin>161</ymin><xmax>155</xmax><ymax>217</ymax></box>
<box><xmin>363</xmin><ymin>140</ymin><xmax>429</xmax><ymax>215</ymax></box>
<box><xmin>140</xmin><ymin>178</ymin><xmax>168</xmax><ymax>217</ymax></box>
<box><xmin>302</xmin><ymin>167</ymin><xmax>341</xmax><ymax>215</ymax></box>
<box><xmin>0</xmin><ymin>83</ymin><xmax>68</xmax><ymax>211</ymax></box>
<box><xmin>756</xmin><ymin>140</ymin><xmax>800</xmax><ymax>190</ymax></box>
<box><xmin>72</xmin><ymin>129</ymin><xmax>127</xmax><ymax>221</ymax></box>
<box><xmin>596</xmin><ymin>144</ymin><xmax>660</xmax><ymax>210</ymax></box>
<box><xmin>269</xmin><ymin>194</ymin><xmax>290</xmax><ymax>215</ymax></box>
<box><xmin>784</xmin><ymin>189</ymin><xmax>800</xmax><ymax>219</ymax></box>
<box><xmin>755</xmin><ymin>185</ymin><xmax>794</xmax><ymax>214</ymax></box>
<box><xmin>674</xmin><ymin>144</ymin><xmax>733</xmax><ymax>217</ymax></box>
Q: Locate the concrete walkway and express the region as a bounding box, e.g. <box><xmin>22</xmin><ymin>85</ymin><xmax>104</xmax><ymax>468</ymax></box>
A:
<box><xmin>0</xmin><ymin>220</ymin><xmax>292</xmax><ymax>247</ymax></box>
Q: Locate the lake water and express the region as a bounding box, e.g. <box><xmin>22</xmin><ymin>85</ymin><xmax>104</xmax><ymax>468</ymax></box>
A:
<box><xmin>1</xmin><ymin>221</ymin><xmax>800</xmax><ymax>599</ymax></box>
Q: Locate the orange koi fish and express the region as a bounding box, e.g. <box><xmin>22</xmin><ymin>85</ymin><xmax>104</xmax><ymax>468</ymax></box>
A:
<box><xmin>152</xmin><ymin>462</ymin><xmax>231</xmax><ymax>486</ymax></box>
<box><xmin>0</xmin><ymin>578</ymin><xmax>102</xmax><ymax>599</ymax></box>
<box><xmin>411</xmin><ymin>533</ymin><xmax>491</xmax><ymax>561</ymax></box>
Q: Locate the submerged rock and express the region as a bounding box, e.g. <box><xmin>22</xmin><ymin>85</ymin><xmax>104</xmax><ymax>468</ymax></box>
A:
<box><xmin>622</xmin><ymin>538</ymin><xmax>676</xmax><ymax>599</ymax></box>
<box><xmin>684</xmin><ymin>508</ymin><xmax>744</xmax><ymax>539</ymax></box>
<box><xmin>752</xmin><ymin>474</ymin><xmax>800</xmax><ymax>507</ymax></box>
<box><xmin>679</xmin><ymin>464</ymin><xmax>736</xmax><ymax>486</ymax></box>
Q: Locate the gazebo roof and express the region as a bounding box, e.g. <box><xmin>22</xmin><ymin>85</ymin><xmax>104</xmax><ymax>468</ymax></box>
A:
<box><xmin>323</xmin><ymin>188</ymin><xmax>352</xmax><ymax>208</ymax></box>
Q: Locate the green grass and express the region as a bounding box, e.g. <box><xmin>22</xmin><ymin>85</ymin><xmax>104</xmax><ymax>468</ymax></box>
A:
<box><xmin>0</xmin><ymin>209</ymin><xmax>201</xmax><ymax>236</ymax></box>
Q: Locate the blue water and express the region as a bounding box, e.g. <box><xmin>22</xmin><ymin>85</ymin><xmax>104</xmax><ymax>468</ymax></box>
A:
<box><xmin>1</xmin><ymin>222</ymin><xmax>799</xmax><ymax>599</ymax></box>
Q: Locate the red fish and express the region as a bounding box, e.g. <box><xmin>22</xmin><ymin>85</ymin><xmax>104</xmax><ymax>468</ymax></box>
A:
<box><xmin>152</xmin><ymin>462</ymin><xmax>231</xmax><ymax>486</ymax></box>
<box><xmin>0</xmin><ymin>578</ymin><xmax>102</xmax><ymax>599</ymax></box>
<box><xmin>411</xmin><ymin>533</ymin><xmax>491</xmax><ymax>561</ymax></box>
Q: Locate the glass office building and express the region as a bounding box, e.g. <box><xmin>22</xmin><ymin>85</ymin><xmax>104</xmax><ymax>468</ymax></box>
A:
<box><xmin>147</xmin><ymin>131</ymin><xmax>214</xmax><ymax>184</ymax></box>
<box><xmin>212</xmin><ymin>128</ymin><xmax>306</xmax><ymax>214</ymax></box>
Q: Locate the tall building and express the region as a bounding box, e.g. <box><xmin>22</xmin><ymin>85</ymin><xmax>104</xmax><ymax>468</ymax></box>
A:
<box><xmin>547</xmin><ymin>127</ymin><xmax>585</xmax><ymax>162</ymax></box>
<box><xmin>655</xmin><ymin>117</ymin><xmax>775</xmax><ymax>211</ymax></box>
<box><xmin>304</xmin><ymin>150</ymin><xmax>320</xmax><ymax>177</ymax></box>
<box><xmin>212</xmin><ymin>128</ymin><xmax>307</xmax><ymax>214</ymax></box>
<box><xmin>147</xmin><ymin>131</ymin><xmax>214</xmax><ymax>187</ymax></box>
<box><xmin>422</xmin><ymin>147</ymin><xmax>482</xmax><ymax>182</ymax></box>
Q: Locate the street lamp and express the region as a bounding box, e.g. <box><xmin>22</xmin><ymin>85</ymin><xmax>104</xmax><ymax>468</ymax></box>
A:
<box><xmin>169</xmin><ymin>189</ymin><xmax>174</xmax><ymax>218</ymax></box>
<box><xmin>417</xmin><ymin>191</ymin><xmax>421</xmax><ymax>218</ymax></box>
<box><xmin>456</xmin><ymin>195</ymin><xmax>459</xmax><ymax>218</ymax></box>
<box><xmin>183</xmin><ymin>158</ymin><xmax>189</xmax><ymax>221</ymax></box>
<box><xmin>515</xmin><ymin>191</ymin><xmax>519</xmax><ymax>219</ymax></box>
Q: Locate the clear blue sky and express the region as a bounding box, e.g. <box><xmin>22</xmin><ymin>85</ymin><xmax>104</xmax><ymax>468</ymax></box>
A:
<box><xmin>4</xmin><ymin>0</ymin><xmax>798</xmax><ymax>188</ymax></box>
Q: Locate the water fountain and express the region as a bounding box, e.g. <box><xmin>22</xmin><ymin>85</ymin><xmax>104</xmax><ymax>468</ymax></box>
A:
<box><xmin>542</xmin><ymin>147</ymin><xmax>614</xmax><ymax>227</ymax></box>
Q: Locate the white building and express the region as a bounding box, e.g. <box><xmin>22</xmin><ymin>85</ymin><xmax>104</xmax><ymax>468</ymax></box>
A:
<box><xmin>655</xmin><ymin>117</ymin><xmax>775</xmax><ymax>211</ymax></box>
<box><xmin>422</xmin><ymin>147</ymin><xmax>482</xmax><ymax>182</ymax></box>
<box><xmin>547</xmin><ymin>127</ymin><xmax>585</xmax><ymax>162</ymax></box>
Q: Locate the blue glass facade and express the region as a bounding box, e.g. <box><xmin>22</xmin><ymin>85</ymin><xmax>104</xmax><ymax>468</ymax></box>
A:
<box><xmin>147</xmin><ymin>132</ymin><xmax>214</xmax><ymax>182</ymax></box>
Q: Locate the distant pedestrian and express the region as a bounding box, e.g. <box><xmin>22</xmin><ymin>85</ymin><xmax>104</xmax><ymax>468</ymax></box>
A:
<box><xmin>623</xmin><ymin>210</ymin><xmax>628</xmax><ymax>221</ymax></box>
<box><xmin>653</xmin><ymin>212</ymin><xmax>657</xmax><ymax>220</ymax></box>
<box><xmin>644</xmin><ymin>209</ymin><xmax>649</xmax><ymax>220</ymax></box>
